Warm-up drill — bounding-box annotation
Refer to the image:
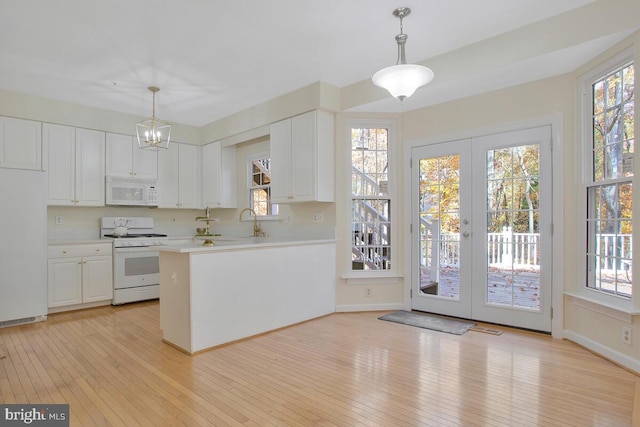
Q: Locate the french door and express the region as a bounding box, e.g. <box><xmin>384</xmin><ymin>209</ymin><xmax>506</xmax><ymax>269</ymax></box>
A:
<box><xmin>411</xmin><ymin>127</ymin><xmax>552</xmax><ymax>332</ymax></box>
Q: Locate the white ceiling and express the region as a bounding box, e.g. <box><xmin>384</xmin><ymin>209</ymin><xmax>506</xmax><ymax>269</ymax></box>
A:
<box><xmin>0</xmin><ymin>0</ymin><xmax>636</xmax><ymax>127</ymax></box>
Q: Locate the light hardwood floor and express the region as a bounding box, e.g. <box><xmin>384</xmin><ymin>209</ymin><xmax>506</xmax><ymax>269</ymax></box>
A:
<box><xmin>0</xmin><ymin>301</ymin><xmax>638</xmax><ymax>426</ymax></box>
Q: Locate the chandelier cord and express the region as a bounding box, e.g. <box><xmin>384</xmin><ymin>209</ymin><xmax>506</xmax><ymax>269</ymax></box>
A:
<box><xmin>152</xmin><ymin>90</ymin><xmax>156</xmax><ymax>119</ymax></box>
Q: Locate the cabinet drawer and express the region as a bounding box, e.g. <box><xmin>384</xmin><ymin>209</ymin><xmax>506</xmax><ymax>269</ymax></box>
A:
<box><xmin>48</xmin><ymin>243</ymin><xmax>112</xmax><ymax>258</ymax></box>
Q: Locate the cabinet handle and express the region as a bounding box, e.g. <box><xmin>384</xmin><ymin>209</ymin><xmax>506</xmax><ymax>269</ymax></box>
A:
<box><xmin>96</xmin><ymin>249</ymin><xmax>100</xmax><ymax>252</ymax></box>
<box><xmin>62</xmin><ymin>250</ymin><xmax>67</xmax><ymax>254</ymax></box>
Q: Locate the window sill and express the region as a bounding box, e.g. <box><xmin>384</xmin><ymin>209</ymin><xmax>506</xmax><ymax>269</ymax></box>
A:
<box><xmin>564</xmin><ymin>290</ymin><xmax>640</xmax><ymax>323</ymax></box>
<box><xmin>341</xmin><ymin>272</ymin><xmax>403</xmax><ymax>285</ymax></box>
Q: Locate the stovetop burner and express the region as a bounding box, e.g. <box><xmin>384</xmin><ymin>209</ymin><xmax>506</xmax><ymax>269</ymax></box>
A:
<box><xmin>103</xmin><ymin>233</ymin><xmax>168</xmax><ymax>238</ymax></box>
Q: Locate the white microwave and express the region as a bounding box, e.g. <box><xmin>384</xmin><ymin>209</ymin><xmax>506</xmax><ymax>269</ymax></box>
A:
<box><xmin>106</xmin><ymin>176</ymin><xmax>159</xmax><ymax>206</ymax></box>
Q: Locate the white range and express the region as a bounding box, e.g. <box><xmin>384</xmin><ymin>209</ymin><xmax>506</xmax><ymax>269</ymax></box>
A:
<box><xmin>101</xmin><ymin>217</ymin><xmax>168</xmax><ymax>305</ymax></box>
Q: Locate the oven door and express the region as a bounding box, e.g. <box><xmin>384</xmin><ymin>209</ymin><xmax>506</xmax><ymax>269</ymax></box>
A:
<box><xmin>114</xmin><ymin>247</ymin><xmax>160</xmax><ymax>289</ymax></box>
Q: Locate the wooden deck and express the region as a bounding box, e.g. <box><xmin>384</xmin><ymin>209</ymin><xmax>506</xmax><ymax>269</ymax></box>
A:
<box><xmin>421</xmin><ymin>266</ymin><xmax>632</xmax><ymax>307</ymax></box>
<box><xmin>421</xmin><ymin>266</ymin><xmax>542</xmax><ymax>309</ymax></box>
<box><xmin>1</xmin><ymin>301</ymin><xmax>638</xmax><ymax>426</ymax></box>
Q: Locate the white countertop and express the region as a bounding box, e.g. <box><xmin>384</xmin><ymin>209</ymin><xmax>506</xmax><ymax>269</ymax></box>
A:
<box><xmin>158</xmin><ymin>237</ymin><xmax>336</xmax><ymax>253</ymax></box>
<box><xmin>48</xmin><ymin>238</ymin><xmax>108</xmax><ymax>245</ymax></box>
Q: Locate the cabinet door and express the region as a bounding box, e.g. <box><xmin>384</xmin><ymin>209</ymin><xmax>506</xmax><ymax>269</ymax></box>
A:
<box><xmin>132</xmin><ymin>144</ymin><xmax>158</xmax><ymax>179</ymax></box>
<box><xmin>219</xmin><ymin>145</ymin><xmax>237</xmax><ymax>208</ymax></box>
<box><xmin>75</xmin><ymin>128</ymin><xmax>105</xmax><ymax>206</ymax></box>
<box><xmin>44</xmin><ymin>123</ymin><xmax>75</xmax><ymax>205</ymax></box>
<box><xmin>270</xmin><ymin>118</ymin><xmax>292</xmax><ymax>203</ymax></box>
<box><xmin>201</xmin><ymin>142</ymin><xmax>221</xmax><ymax>207</ymax></box>
<box><xmin>82</xmin><ymin>256</ymin><xmax>113</xmax><ymax>302</ymax></box>
<box><xmin>0</xmin><ymin>116</ymin><xmax>42</xmax><ymax>170</ymax></box>
<box><xmin>105</xmin><ymin>133</ymin><xmax>134</xmax><ymax>177</ymax></box>
<box><xmin>202</xmin><ymin>142</ymin><xmax>237</xmax><ymax>209</ymax></box>
<box><xmin>290</xmin><ymin>111</ymin><xmax>316</xmax><ymax>201</ymax></box>
<box><xmin>178</xmin><ymin>144</ymin><xmax>200</xmax><ymax>209</ymax></box>
<box><xmin>48</xmin><ymin>257</ymin><xmax>82</xmax><ymax>307</ymax></box>
<box><xmin>157</xmin><ymin>143</ymin><xmax>180</xmax><ymax>207</ymax></box>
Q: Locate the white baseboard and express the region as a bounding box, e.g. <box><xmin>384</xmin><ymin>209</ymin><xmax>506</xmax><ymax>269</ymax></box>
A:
<box><xmin>336</xmin><ymin>303</ymin><xmax>404</xmax><ymax>312</ymax></box>
<box><xmin>48</xmin><ymin>300</ymin><xmax>112</xmax><ymax>314</ymax></box>
<box><xmin>563</xmin><ymin>330</ymin><xmax>640</xmax><ymax>375</ymax></box>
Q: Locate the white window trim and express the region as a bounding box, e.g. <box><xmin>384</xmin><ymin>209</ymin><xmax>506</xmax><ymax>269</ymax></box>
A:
<box><xmin>245</xmin><ymin>151</ymin><xmax>279</xmax><ymax>219</ymax></box>
<box><xmin>576</xmin><ymin>48</ymin><xmax>637</xmax><ymax>311</ymax></box>
<box><xmin>343</xmin><ymin>118</ymin><xmax>399</xmax><ymax>279</ymax></box>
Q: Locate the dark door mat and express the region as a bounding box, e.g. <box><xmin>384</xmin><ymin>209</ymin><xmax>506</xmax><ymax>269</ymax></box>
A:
<box><xmin>378</xmin><ymin>311</ymin><xmax>475</xmax><ymax>335</ymax></box>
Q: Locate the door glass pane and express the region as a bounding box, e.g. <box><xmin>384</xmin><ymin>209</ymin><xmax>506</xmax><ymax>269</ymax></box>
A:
<box><xmin>486</xmin><ymin>144</ymin><xmax>541</xmax><ymax>310</ymax></box>
<box><xmin>419</xmin><ymin>154</ymin><xmax>460</xmax><ymax>298</ymax></box>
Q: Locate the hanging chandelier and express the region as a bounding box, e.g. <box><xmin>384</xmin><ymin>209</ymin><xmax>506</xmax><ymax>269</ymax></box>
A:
<box><xmin>372</xmin><ymin>7</ymin><xmax>434</xmax><ymax>101</ymax></box>
<box><xmin>136</xmin><ymin>86</ymin><xmax>171</xmax><ymax>150</ymax></box>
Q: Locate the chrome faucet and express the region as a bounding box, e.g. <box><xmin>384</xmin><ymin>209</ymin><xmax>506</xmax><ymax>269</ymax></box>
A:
<box><xmin>239</xmin><ymin>208</ymin><xmax>264</xmax><ymax>237</ymax></box>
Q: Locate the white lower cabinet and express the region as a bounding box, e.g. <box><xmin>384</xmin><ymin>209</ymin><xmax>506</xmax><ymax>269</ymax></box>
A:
<box><xmin>48</xmin><ymin>243</ymin><xmax>113</xmax><ymax>309</ymax></box>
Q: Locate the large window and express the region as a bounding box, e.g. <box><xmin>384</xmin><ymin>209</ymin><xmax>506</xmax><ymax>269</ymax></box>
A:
<box><xmin>248</xmin><ymin>154</ymin><xmax>278</xmax><ymax>216</ymax></box>
<box><xmin>585</xmin><ymin>61</ymin><xmax>634</xmax><ymax>298</ymax></box>
<box><xmin>351</xmin><ymin>125</ymin><xmax>393</xmax><ymax>271</ymax></box>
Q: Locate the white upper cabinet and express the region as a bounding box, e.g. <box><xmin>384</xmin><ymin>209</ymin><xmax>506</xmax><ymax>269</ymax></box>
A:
<box><xmin>0</xmin><ymin>116</ymin><xmax>42</xmax><ymax>170</ymax></box>
<box><xmin>106</xmin><ymin>133</ymin><xmax>157</xmax><ymax>179</ymax></box>
<box><xmin>157</xmin><ymin>142</ymin><xmax>200</xmax><ymax>209</ymax></box>
<box><xmin>75</xmin><ymin>128</ymin><xmax>106</xmax><ymax>206</ymax></box>
<box><xmin>44</xmin><ymin>124</ymin><xmax>75</xmax><ymax>204</ymax></box>
<box><xmin>270</xmin><ymin>110</ymin><xmax>334</xmax><ymax>203</ymax></box>
<box><xmin>44</xmin><ymin>124</ymin><xmax>105</xmax><ymax>206</ymax></box>
<box><xmin>201</xmin><ymin>141</ymin><xmax>237</xmax><ymax>209</ymax></box>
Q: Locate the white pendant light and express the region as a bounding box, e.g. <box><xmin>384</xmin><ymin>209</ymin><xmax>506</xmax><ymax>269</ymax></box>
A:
<box><xmin>372</xmin><ymin>7</ymin><xmax>434</xmax><ymax>101</ymax></box>
<box><xmin>136</xmin><ymin>86</ymin><xmax>171</xmax><ymax>150</ymax></box>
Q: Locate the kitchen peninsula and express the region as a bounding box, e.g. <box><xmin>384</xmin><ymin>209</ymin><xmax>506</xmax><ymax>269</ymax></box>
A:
<box><xmin>158</xmin><ymin>238</ymin><xmax>336</xmax><ymax>354</ymax></box>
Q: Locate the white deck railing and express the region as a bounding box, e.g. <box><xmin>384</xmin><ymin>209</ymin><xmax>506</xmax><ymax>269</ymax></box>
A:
<box><xmin>425</xmin><ymin>227</ymin><xmax>540</xmax><ymax>269</ymax></box>
<box><xmin>420</xmin><ymin>226</ymin><xmax>631</xmax><ymax>272</ymax></box>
